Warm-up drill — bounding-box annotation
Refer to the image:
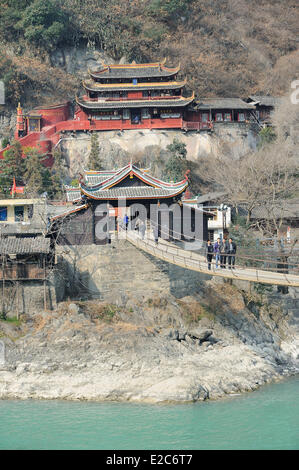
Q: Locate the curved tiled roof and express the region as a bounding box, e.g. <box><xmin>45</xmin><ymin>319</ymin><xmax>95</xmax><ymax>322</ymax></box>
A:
<box><xmin>83</xmin><ymin>79</ymin><xmax>187</xmax><ymax>93</ymax></box>
<box><xmin>89</xmin><ymin>61</ymin><xmax>180</xmax><ymax>80</ymax></box>
<box><xmin>81</xmin><ymin>185</ymin><xmax>187</xmax><ymax>200</ymax></box>
<box><xmin>80</xmin><ymin>163</ymin><xmax>188</xmax><ymax>200</ymax></box>
<box><xmin>76</xmin><ymin>94</ymin><xmax>194</xmax><ymax>110</ymax></box>
<box><xmin>64</xmin><ymin>164</ymin><xmax>188</xmax><ymax>202</ymax></box>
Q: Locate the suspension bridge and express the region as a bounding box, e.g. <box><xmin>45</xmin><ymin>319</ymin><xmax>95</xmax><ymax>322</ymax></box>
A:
<box><xmin>124</xmin><ymin>230</ymin><xmax>299</xmax><ymax>288</ymax></box>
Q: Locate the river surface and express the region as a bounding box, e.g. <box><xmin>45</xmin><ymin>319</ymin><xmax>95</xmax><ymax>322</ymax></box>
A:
<box><xmin>0</xmin><ymin>376</ymin><xmax>298</xmax><ymax>450</ymax></box>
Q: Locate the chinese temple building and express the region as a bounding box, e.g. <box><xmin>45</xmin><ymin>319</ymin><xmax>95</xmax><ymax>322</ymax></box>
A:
<box><xmin>75</xmin><ymin>60</ymin><xmax>196</xmax><ymax>131</ymax></box>
<box><xmin>192</xmin><ymin>98</ymin><xmax>257</xmax><ymax>124</ymax></box>
<box><xmin>1</xmin><ymin>59</ymin><xmax>279</xmax><ymax>166</ymax></box>
<box><xmin>50</xmin><ymin>163</ymin><xmax>207</xmax><ymax>246</ymax></box>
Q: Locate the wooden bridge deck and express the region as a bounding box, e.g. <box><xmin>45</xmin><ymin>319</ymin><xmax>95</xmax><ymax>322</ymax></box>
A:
<box><xmin>125</xmin><ymin>231</ymin><xmax>299</xmax><ymax>287</ymax></box>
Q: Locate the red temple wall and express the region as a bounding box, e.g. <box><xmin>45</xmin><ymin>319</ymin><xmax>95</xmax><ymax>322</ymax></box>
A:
<box><xmin>36</xmin><ymin>102</ymin><xmax>70</xmax><ymax>127</ymax></box>
<box><xmin>127</xmin><ymin>91</ymin><xmax>143</xmax><ymax>99</ymax></box>
<box><xmin>185</xmin><ymin>110</ymin><xmax>201</xmax><ymax>122</ymax></box>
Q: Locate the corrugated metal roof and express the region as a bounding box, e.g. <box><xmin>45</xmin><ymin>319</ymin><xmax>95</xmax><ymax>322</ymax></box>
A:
<box><xmin>0</xmin><ymin>237</ymin><xmax>50</xmax><ymax>255</ymax></box>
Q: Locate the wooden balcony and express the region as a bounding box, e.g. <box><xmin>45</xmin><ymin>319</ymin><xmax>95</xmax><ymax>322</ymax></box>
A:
<box><xmin>0</xmin><ymin>263</ymin><xmax>47</xmax><ymax>281</ymax></box>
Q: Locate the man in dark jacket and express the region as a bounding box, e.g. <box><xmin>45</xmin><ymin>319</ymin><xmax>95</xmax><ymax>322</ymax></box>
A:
<box><xmin>220</xmin><ymin>238</ymin><xmax>230</xmax><ymax>269</ymax></box>
<box><xmin>206</xmin><ymin>240</ymin><xmax>214</xmax><ymax>270</ymax></box>
<box><xmin>227</xmin><ymin>238</ymin><xmax>237</xmax><ymax>268</ymax></box>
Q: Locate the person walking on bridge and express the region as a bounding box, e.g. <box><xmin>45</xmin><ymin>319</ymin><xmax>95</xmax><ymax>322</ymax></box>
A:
<box><xmin>220</xmin><ymin>238</ymin><xmax>229</xmax><ymax>269</ymax></box>
<box><xmin>206</xmin><ymin>240</ymin><xmax>214</xmax><ymax>270</ymax></box>
<box><xmin>227</xmin><ymin>237</ymin><xmax>237</xmax><ymax>269</ymax></box>
<box><xmin>213</xmin><ymin>238</ymin><xmax>221</xmax><ymax>268</ymax></box>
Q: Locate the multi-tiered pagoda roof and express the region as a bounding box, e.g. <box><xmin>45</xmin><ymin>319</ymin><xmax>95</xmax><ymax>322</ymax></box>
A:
<box><xmin>76</xmin><ymin>60</ymin><xmax>194</xmax><ymax>122</ymax></box>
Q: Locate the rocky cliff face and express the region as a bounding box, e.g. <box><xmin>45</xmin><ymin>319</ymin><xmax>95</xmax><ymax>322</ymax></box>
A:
<box><xmin>0</xmin><ymin>281</ymin><xmax>297</xmax><ymax>403</ymax></box>
<box><xmin>60</xmin><ymin>125</ymin><xmax>258</xmax><ymax>179</ymax></box>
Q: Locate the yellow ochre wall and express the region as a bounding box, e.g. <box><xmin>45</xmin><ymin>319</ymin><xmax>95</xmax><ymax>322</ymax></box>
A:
<box><xmin>0</xmin><ymin>198</ymin><xmax>40</xmax><ymax>223</ymax></box>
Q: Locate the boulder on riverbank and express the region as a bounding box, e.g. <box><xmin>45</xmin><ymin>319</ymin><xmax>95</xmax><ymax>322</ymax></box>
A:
<box><xmin>0</xmin><ymin>284</ymin><xmax>298</xmax><ymax>403</ymax></box>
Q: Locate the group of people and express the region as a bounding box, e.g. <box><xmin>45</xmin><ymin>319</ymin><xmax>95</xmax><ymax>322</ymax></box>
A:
<box><xmin>206</xmin><ymin>237</ymin><xmax>237</xmax><ymax>270</ymax></box>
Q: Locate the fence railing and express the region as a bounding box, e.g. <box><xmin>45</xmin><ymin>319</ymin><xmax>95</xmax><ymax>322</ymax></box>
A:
<box><xmin>123</xmin><ymin>229</ymin><xmax>299</xmax><ymax>287</ymax></box>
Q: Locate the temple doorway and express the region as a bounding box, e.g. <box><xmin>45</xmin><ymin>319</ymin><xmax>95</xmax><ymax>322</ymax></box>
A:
<box><xmin>131</xmin><ymin>109</ymin><xmax>141</xmax><ymax>124</ymax></box>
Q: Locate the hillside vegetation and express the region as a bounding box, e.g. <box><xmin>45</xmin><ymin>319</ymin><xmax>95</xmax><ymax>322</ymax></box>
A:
<box><xmin>0</xmin><ymin>0</ymin><xmax>298</xmax><ymax>109</ymax></box>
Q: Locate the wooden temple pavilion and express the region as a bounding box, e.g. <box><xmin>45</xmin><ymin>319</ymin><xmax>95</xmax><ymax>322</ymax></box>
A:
<box><xmin>192</xmin><ymin>98</ymin><xmax>257</xmax><ymax>124</ymax></box>
<box><xmin>51</xmin><ymin>164</ymin><xmax>208</xmax><ymax>245</ymax></box>
<box><xmin>75</xmin><ymin>60</ymin><xmax>196</xmax><ymax>131</ymax></box>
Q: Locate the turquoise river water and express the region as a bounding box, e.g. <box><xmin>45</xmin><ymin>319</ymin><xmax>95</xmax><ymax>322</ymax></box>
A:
<box><xmin>0</xmin><ymin>376</ymin><xmax>298</xmax><ymax>450</ymax></box>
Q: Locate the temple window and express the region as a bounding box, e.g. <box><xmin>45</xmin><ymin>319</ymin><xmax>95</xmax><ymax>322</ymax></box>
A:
<box><xmin>202</xmin><ymin>113</ymin><xmax>209</xmax><ymax>122</ymax></box>
<box><xmin>141</xmin><ymin>108</ymin><xmax>150</xmax><ymax>119</ymax></box>
<box><xmin>0</xmin><ymin>206</ymin><xmax>7</xmax><ymax>222</ymax></box>
<box><xmin>14</xmin><ymin>206</ymin><xmax>24</xmax><ymax>222</ymax></box>
<box><xmin>160</xmin><ymin>109</ymin><xmax>181</xmax><ymax>118</ymax></box>
<box><xmin>224</xmin><ymin>113</ymin><xmax>231</xmax><ymax>121</ymax></box>
<box><xmin>216</xmin><ymin>113</ymin><xmax>223</xmax><ymax>122</ymax></box>
<box><xmin>238</xmin><ymin>112</ymin><xmax>245</xmax><ymax>122</ymax></box>
<box><xmin>123</xmin><ymin>109</ymin><xmax>130</xmax><ymax>120</ymax></box>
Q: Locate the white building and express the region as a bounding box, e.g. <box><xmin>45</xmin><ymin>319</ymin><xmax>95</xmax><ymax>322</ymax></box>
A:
<box><xmin>183</xmin><ymin>191</ymin><xmax>231</xmax><ymax>241</ymax></box>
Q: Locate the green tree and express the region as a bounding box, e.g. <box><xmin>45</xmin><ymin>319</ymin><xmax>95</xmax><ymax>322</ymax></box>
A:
<box><xmin>88</xmin><ymin>132</ymin><xmax>102</xmax><ymax>170</ymax></box>
<box><xmin>1</xmin><ymin>137</ymin><xmax>10</xmax><ymax>149</ymax></box>
<box><xmin>70</xmin><ymin>178</ymin><xmax>79</xmax><ymax>187</ymax></box>
<box><xmin>0</xmin><ymin>141</ymin><xmax>25</xmax><ymax>194</ymax></box>
<box><xmin>164</xmin><ymin>138</ymin><xmax>187</xmax><ymax>182</ymax></box>
<box><xmin>148</xmin><ymin>0</ymin><xmax>193</xmax><ymax>20</ymax></box>
<box><xmin>47</xmin><ymin>149</ymin><xmax>67</xmax><ymax>199</ymax></box>
<box><xmin>258</xmin><ymin>126</ymin><xmax>276</xmax><ymax>148</ymax></box>
<box><xmin>23</xmin><ymin>147</ymin><xmax>49</xmax><ymax>196</ymax></box>
<box><xmin>16</xmin><ymin>0</ymin><xmax>71</xmax><ymax>51</ymax></box>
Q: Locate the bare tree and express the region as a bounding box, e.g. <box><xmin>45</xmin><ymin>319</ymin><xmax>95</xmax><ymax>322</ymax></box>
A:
<box><xmin>203</xmin><ymin>93</ymin><xmax>299</xmax><ymax>237</ymax></box>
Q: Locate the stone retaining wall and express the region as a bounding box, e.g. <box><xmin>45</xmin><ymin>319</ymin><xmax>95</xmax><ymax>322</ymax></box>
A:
<box><xmin>56</xmin><ymin>240</ymin><xmax>211</xmax><ymax>304</ymax></box>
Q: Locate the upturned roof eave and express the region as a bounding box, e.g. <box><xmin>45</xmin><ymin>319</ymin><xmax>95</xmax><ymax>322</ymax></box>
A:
<box><xmin>88</xmin><ymin>61</ymin><xmax>180</xmax><ymax>80</ymax></box>
<box><xmin>80</xmin><ymin>164</ymin><xmax>189</xmax><ymax>192</ymax></box>
<box><xmin>82</xmin><ymin>79</ymin><xmax>187</xmax><ymax>92</ymax></box>
<box><xmin>79</xmin><ymin>185</ymin><xmax>188</xmax><ymax>201</ymax></box>
<box><xmin>76</xmin><ymin>94</ymin><xmax>194</xmax><ymax>109</ymax></box>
